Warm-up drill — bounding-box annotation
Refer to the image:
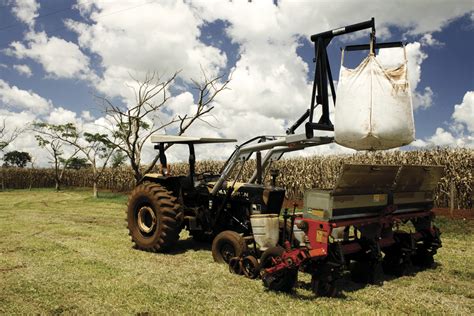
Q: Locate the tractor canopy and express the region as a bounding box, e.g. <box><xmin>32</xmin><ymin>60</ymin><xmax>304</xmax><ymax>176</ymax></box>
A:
<box><xmin>149</xmin><ymin>134</ymin><xmax>237</xmax><ymax>180</ymax></box>
<box><xmin>150</xmin><ymin>135</ymin><xmax>237</xmax><ymax>144</ymax></box>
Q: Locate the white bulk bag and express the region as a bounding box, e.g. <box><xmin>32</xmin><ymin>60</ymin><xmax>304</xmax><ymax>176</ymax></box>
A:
<box><xmin>334</xmin><ymin>47</ymin><xmax>415</xmax><ymax>150</ymax></box>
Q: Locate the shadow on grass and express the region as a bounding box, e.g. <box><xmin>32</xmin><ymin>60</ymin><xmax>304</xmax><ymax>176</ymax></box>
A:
<box><xmin>132</xmin><ymin>237</ymin><xmax>212</xmax><ymax>255</ymax></box>
<box><xmin>167</xmin><ymin>238</ymin><xmax>212</xmax><ymax>254</ymax></box>
<box><xmin>266</xmin><ymin>261</ymin><xmax>443</xmax><ymax>300</ymax></box>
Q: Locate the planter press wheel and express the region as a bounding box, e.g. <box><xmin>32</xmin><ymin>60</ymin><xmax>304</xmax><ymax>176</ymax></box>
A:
<box><xmin>228</xmin><ymin>257</ymin><xmax>243</xmax><ymax>275</ymax></box>
<box><xmin>260</xmin><ymin>246</ymin><xmax>297</xmax><ymax>292</ymax></box>
<box><xmin>212</xmin><ymin>230</ymin><xmax>247</xmax><ymax>264</ymax></box>
<box><xmin>242</xmin><ymin>255</ymin><xmax>259</xmax><ymax>279</ymax></box>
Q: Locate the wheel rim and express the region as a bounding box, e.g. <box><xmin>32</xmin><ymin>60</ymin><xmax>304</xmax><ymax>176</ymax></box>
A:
<box><xmin>242</xmin><ymin>256</ymin><xmax>259</xmax><ymax>279</ymax></box>
<box><xmin>229</xmin><ymin>257</ymin><xmax>243</xmax><ymax>275</ymax></box>
<box><xmin>220</xmin><ymin>243</ymin><xmax>235</xmax><ymax>263</ymax></box>
<box><xmin>137</xmin><ymin>206</ymin><xmax>157</xmax><ymax>234</ymax></box>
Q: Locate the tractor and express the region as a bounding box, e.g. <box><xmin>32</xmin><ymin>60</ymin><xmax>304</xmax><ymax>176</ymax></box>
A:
<box><xmin>126</xmin><ymin>18</ymin><xmax>443</xmax><ymax>296</ymax></box>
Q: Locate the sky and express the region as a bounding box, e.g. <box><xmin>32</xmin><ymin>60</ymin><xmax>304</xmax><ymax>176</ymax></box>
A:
<box><xmin>0</xmin><ymin>0</ymin><xmax>473</xmax><ymax>166</ymax></box>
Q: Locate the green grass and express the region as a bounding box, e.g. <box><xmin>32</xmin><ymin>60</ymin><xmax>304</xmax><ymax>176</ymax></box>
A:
<box><xmin>0</xmin><ymin>189</ymin><xmax>473</xmax><ymax>314</ymax></box>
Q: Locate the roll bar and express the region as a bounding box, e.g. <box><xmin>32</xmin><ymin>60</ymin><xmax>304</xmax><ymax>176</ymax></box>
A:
<box><xmin>210</xmin><ymin>134</ymin><xmax>334</xmax><ymax>195</ymax></box>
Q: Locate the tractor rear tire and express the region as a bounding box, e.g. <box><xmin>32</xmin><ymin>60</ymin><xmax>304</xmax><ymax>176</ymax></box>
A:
<box><xmin>127</xmin><ymin>183</ymin><xmax>182</xmax><ymax>252</ymax></box>
<box><xmin>260</xmin><ymin>246</ymin><xmax>298</xmax><ymax>292</ymax></box>
<box><xmin>212</xmin><ymin>230</ymin><xmax>247</xmax><ymax>264</ymax></box>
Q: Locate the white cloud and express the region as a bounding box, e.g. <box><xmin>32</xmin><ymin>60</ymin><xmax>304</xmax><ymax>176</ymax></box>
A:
<box><xmin>11</xmin><ymin>0</ymin><xmax>39</xmax><ymax>28</ymax></box>
<box><xmin>225</xmin><ymin>49</ymin><xmax>309</xmax><ymax>119</ymax></box>
<box><xmin>81</xmin><ymin>111</ymin><xmax>94</xmax><ymax>122</ymax></box>
<box><xmin>428</xmin><ymin>127</ymin><xmax>457</xmax><ymax>146</ymax></box>
<box><xmin>413</xmin><ymin>87</ymin><xmax>434</xmax><ymax>110</ymax></box>
<box><xmin>13</xmin><ymin>64</ymin><xmax>33</xmax><ymax>77</ymax></box>
<box><xmin>412</xmin><ymin>91</ymin><xmax>474</xmax><ymax>149</ymax></box>
<box><xmin>410</xmin><ymin>139</ymin><xmax>428</xmax><ymax>148</ymax></box>
<box><xmin>167</xmin><ymin>92</ymin><xmax>196</xmax><ymax>116</ymax></box>
<box><xmin>452</xmin><ymin>91</ymin><xmax>474</xmax><ymax>133</ymax></box>
<box><xmin>192</xmin><ymin>0</ymin><xmax>473</xmax><ymax>47</ymax></box>
<box><xmin>66</xmin><ymin>0</ymin><xmax>227</xmax><ymax>99</ymax></box>
<box><xmin>272</xmin><ymin>0</ymin><xmax>474</xmax><ymax>38</ymax></box>
<box><xmin>0</xmin><ymin>79</ymin><xmax>52</xmax><ymax>114</ymax></box>
<box><xmin>7</xmin><ymin>31</ymin><xmax>92</xmax><ymax>80</ymax></box>
<box><xmin>426</xmin><ymin>127</ymin><xmax>473</xmax><ymax>148</ymax></box>
<box><xmin>420</xmin><ymin>33</ymin><xmax>444</xmax><ymax>47</ymax></box>
<box><xmin>46</xmin><ymin>107</ymin><xmax>78</xmax><ymax>125</ymax></box>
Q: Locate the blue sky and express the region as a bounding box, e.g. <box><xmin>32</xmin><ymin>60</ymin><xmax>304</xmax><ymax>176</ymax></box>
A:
<box><xmin>0</xmin><ymin>0</ymin><xmax>473</xmax><ymax>165</ymax></box>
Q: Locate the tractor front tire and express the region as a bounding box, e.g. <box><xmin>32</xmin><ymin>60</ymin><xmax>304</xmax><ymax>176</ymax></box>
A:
<box><xmin>127</xmin><ymin>183</ymin><xmax>182</xmax><ymax>252</ymax></box>
<box><xmin>212</xmin><ymin>230</ymin><xmax>247</xmax><ymax>264</ymax></box>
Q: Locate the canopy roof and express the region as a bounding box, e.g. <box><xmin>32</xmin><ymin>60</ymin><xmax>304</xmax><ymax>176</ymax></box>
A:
<box><xmin>150</xmin><ymin>135</ymin><xmax>237</xmax><ymax>144</ymax></box>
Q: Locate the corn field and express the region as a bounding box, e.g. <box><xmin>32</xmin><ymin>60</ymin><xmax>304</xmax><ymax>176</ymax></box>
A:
<box><xmin>1</xmin><ymin>148</ymin><xmax>472</xmax><ymax>209</ymax></box>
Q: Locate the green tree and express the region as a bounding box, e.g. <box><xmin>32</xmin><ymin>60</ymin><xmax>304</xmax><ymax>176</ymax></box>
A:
<box><xmin>3</xmin><ymin>150</ymin><xmax>31</xmax><ymax>168</ymax></box>
<box><xmin>33</xmin><ymin>122</ymin><xmax>118</xmax><ymax>197</ymax></box>
<box><xmin>111</xmin><ymin>151</ymin><xmax>127</xmax><ymax>169</ymax></box>
<box><xmin>34</xmin><ymin>130</ymin><xmax>80</xmax><ymax>191</ymax></box>
<box><xmin>64</xmin><ymin>157</ymin><xmax>90</xmax><ymax>170</ymax></box>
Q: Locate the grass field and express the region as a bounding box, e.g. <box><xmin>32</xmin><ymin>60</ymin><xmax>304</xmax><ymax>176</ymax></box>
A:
<box><xmin>0</xmin><ymin>189</ymin><xmax>473</xmax><ymax>314</ymax></box>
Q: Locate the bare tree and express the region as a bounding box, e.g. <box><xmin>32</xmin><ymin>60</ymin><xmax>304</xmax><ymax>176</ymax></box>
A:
<box><xmin>0</xmin><ymin>119</ymin><xmax>22</xmax><ymax>152</ymax></box>
<box><xmin>33</xmin><ymin>122</ymin><xmax>119</xmax><ymax>197</ymax></box>
<box><xmin>101</xmin><ymin>69</ymin><xmax>231</xmax><ymax>184</ymax></box>
<box><xmin>0</xmin><ymin>120</ymin><xmax>23</xmax><ymax>190</ymax></box>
